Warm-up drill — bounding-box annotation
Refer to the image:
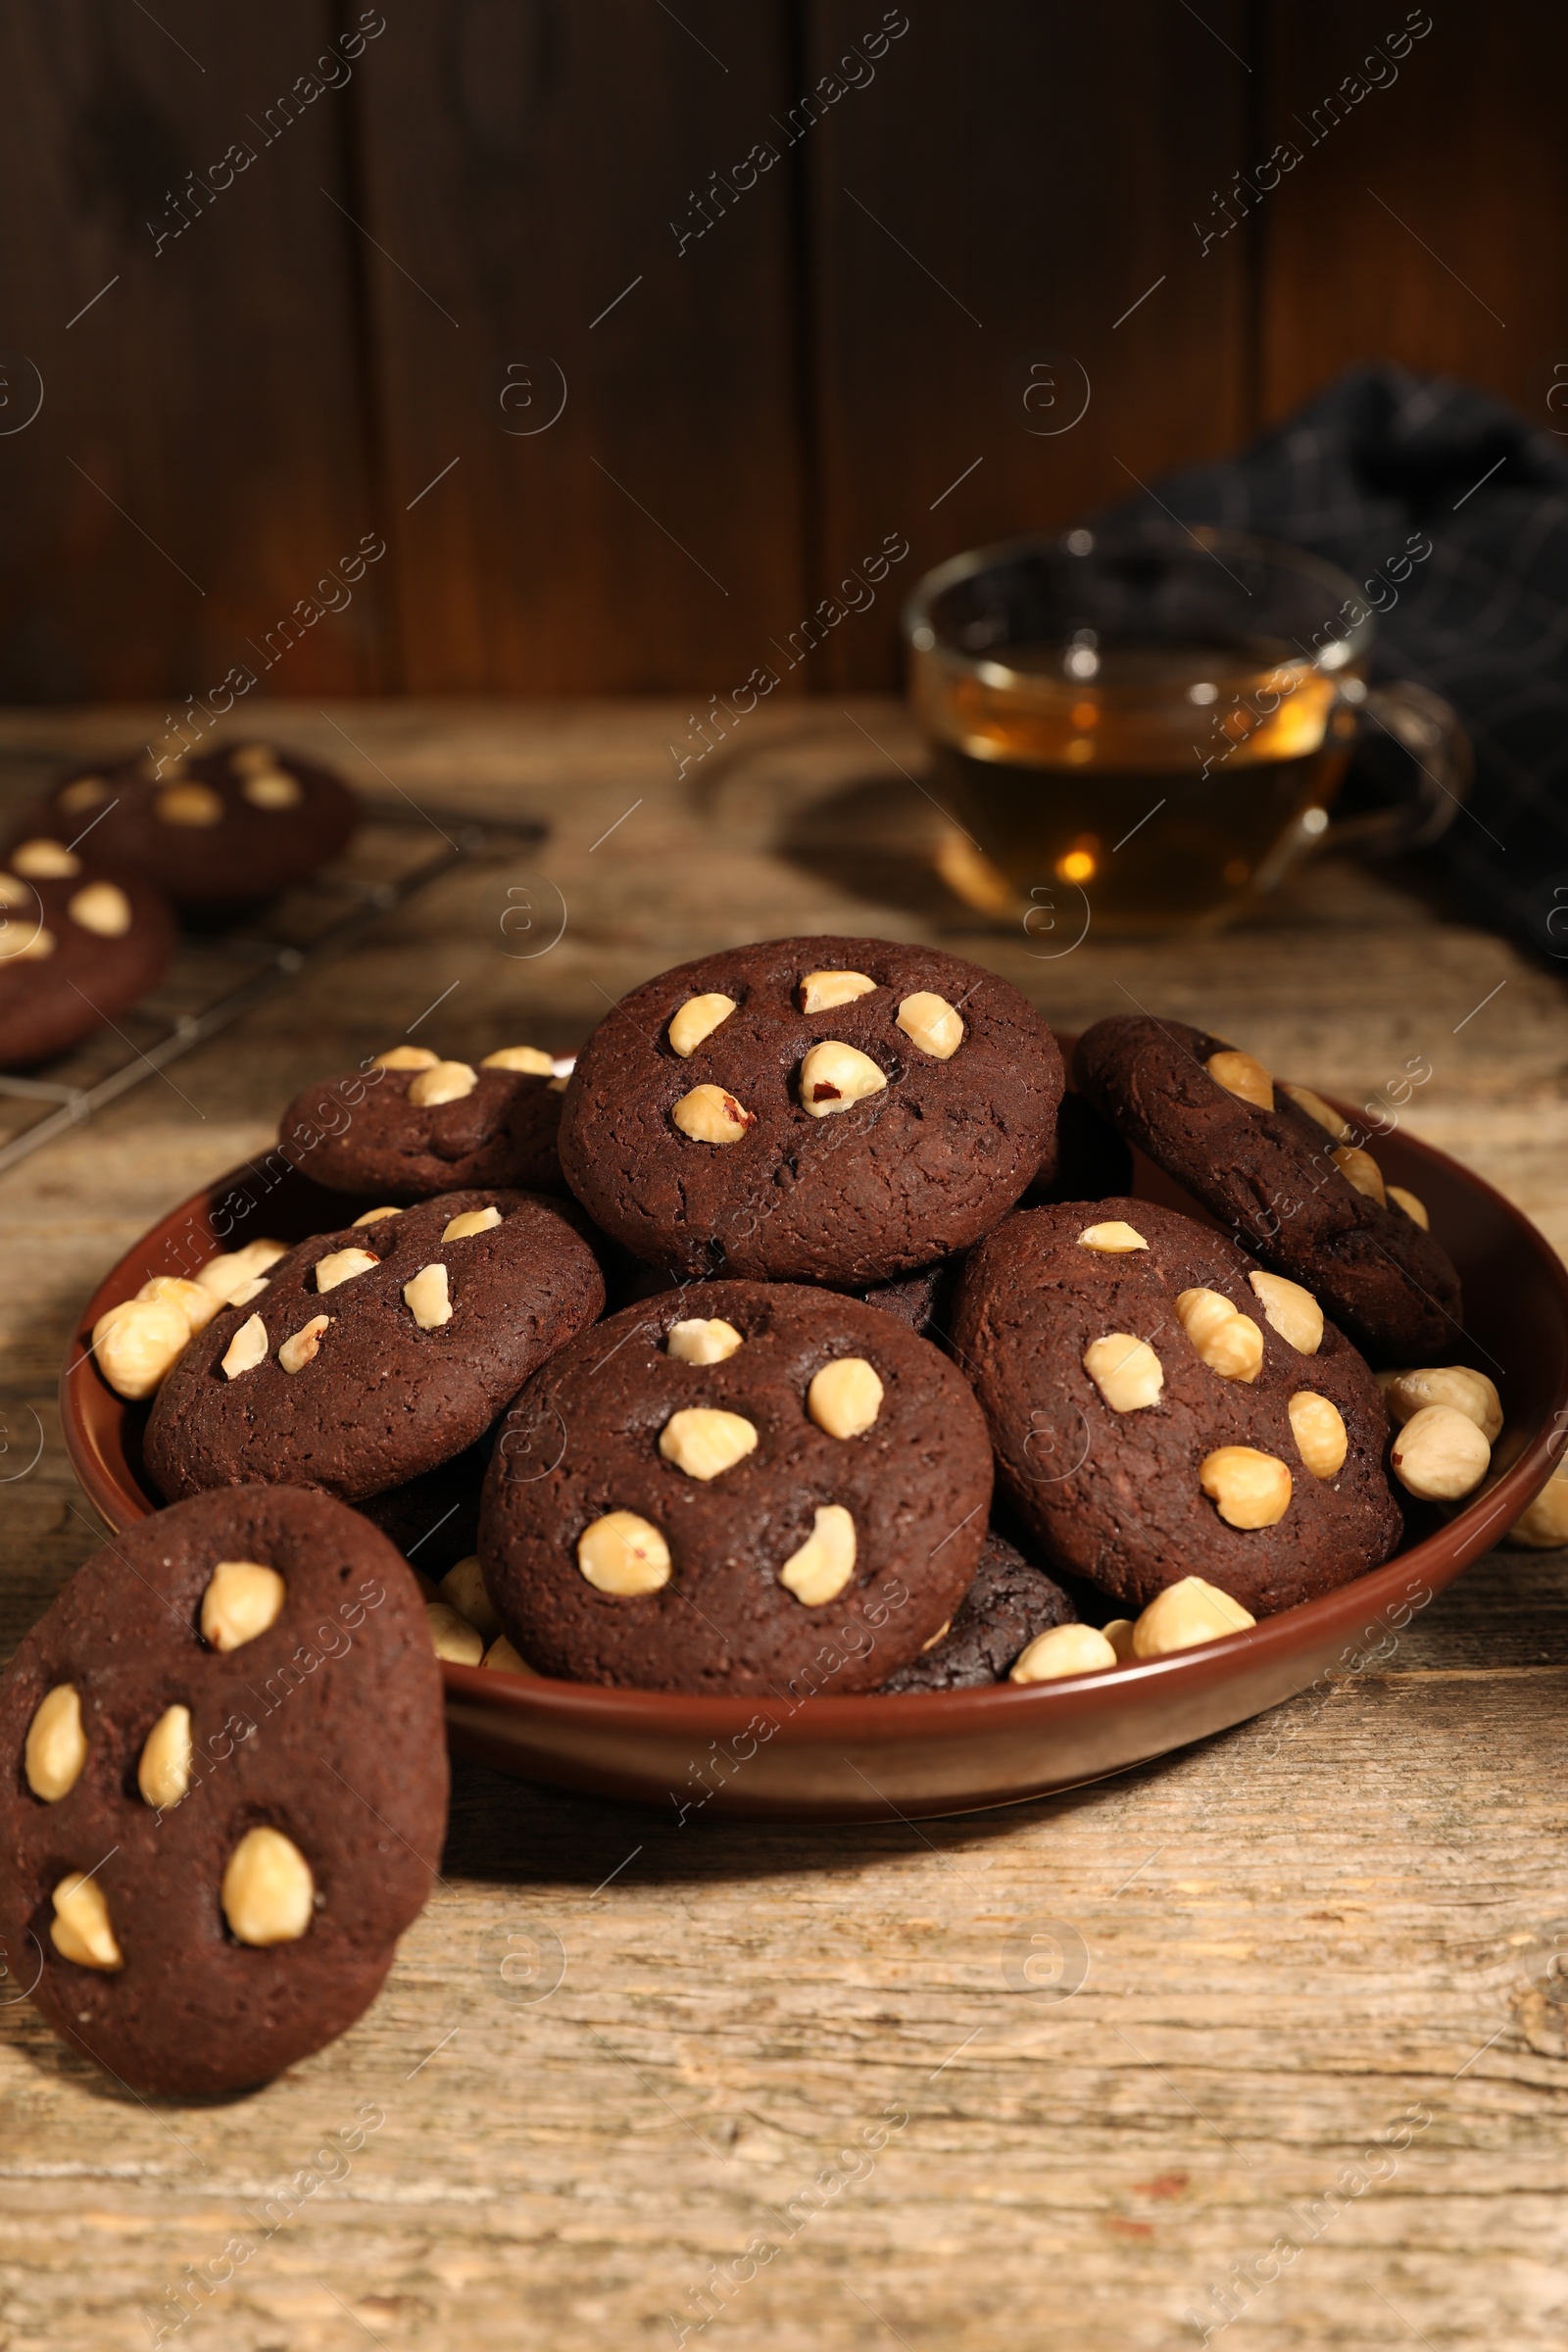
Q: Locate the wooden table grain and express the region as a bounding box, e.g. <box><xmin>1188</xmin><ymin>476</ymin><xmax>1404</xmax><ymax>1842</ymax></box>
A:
<box><xmin>2</xmin><ymin>701</ymin><xmax>1565</xmax><ymax>2352</ymax></box>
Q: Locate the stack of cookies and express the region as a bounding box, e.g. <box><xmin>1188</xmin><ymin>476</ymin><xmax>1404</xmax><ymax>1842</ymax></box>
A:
<box><xmin>0</xmin><ymin>930</ymin><xmax>1505</xmax><ymax>2092</ymax></box>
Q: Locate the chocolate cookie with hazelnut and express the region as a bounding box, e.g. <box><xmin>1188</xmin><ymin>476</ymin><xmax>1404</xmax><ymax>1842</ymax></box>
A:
<box><xmin>950</xmin><ymin>1198</ymin><xmax>1402</xmax><ymax>1618</ymax></box>
<box><xmin>0</xmin><ymin>841</ymin><xmax>174</xmax><ymax>1068</ymax></box>
<box><xmin>0</xmin><ymin>1486</ymin><xmax>445</xmax><ymax>2097</ymax></box>
<box><xmin>557</xmin><ymin>934</ymin><xmax>1064</xmax><ymax>1286</ymax></box>
<box><xmin>8</xmin><ymin>739</ymin><xmax>358</xmax><ymax>918</ymax></box>
<box><xmin>479</xmin><ymin>1280</ymin><xmax>993</xmax><ymax>1693</ymax></box>
<box><xmin>144</xmin><ymin>1189</ymin><xmax>603</xmax><ymax>1504</ymax></box>
<box><xmin>278</xmin><ymin>1042</ymin><xmax>568</xmax><ymax>1200</ymax></box>
<box><xmin>1072</xmin><ymin>1015</ymin><xmax>1461</xmax><ymax>1361</ymax></box>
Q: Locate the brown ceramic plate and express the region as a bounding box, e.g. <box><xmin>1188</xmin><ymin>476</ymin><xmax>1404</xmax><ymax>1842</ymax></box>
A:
<box><xmin>60</xmin><ymin>1089</ymin><xmax>1568</xmax><ymax>1821</ymax></box>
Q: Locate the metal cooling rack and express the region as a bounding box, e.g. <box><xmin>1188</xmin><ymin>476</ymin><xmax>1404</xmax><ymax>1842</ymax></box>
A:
<box><xmin>0</xmin><ymin>796</ymin><xmax>546</xmax><ymax>1178</ymax></box>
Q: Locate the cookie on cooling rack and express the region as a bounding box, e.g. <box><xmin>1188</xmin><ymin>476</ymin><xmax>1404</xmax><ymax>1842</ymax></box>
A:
<box><xmin>10</xmin><ymin>738</ymin><xmax>358</xmax><ymax>916</ymax></box>
<box><xmin>0</xmin><ymin>843</ymin><xmax>174</xmax><ymax>1068</ymax></box>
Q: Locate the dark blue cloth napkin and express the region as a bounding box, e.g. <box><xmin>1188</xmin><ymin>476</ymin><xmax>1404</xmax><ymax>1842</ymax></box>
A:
<box><xmin>1105</xmin><ymin>364</ymin><xmax>1568</xmax><ymax>960</ymax></box>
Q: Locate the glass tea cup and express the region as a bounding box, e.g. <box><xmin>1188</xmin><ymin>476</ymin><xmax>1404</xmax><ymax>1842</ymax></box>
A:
<box><xmin>903</xmin><ymin>525</ymin><xmax>1470</xmax><ymax>936</ymax></box>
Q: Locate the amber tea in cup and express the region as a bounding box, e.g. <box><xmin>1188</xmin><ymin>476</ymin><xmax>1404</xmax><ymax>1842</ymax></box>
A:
<box><xmin>904</xmin><ymin>528</ymin><xmax>1467</xmax><ymax>936</ymax></box>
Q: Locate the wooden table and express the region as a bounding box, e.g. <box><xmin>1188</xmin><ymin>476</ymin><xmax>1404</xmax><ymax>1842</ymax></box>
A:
<box><xmin>2</xmin><ymin>701</ymin><xmax>1565</xmax><ymax>2352</ymax></box>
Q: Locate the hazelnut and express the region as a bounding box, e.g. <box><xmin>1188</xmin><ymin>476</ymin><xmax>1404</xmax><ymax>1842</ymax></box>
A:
<box><xmin>1289</xmin><ymin>1391</ymin><xmax>1348</xmax><ymax>1480</ymax></box>
<box><xmin>1132</xmin><ymin>1576</ymin><xmax>1256</xmax><ymax>1657</ymax></box>
<box><xmin>1505</xmin><ymin>1459</ymin><xmax>1568</xmax><ymax>1548</ymax></box>
<box><xmin>220</xmin><ymin>1312</ymin><xmax>269</xmax><ymax>1380</ymax></box>
<box><xmin>1008</xmin><ymin>1623</ymin><xmax>1119</xmax><ymax>1683</ymax></box>
<box><xmin>408</xmin><ymin>1059</ymin><xmax>478</xmax><ymax>1107</ymax></box>
<box><xmin>155</xmin><ymin>782</ymin><xmax>224</xmax><ymax>827</ymax></box>
<box><xmin>11</xmin><ymin>837</ymin><xmax>80</xmax><ymax>879</ymax></box>
<box><xmin>352</xmin><ymin>1205</ymin><xmax>403</xmax><ymax>1227</ymax></box>
<box><xmin>137</xmin><ymin>1704</ymin><xmax>192</xmax><ymax>1810</ymax></box>
<box><xmin>666</xmin><ymin>1317</ymin><xmax>744</xmax><ymax>1365</ymax></box>
<box><xmin>1101</xmin><ymin>1618</ymin><xmax>1137</xmax><ymax>1661</ymax></box>
<box><xmin>480</xmin><ymin>1045</ymin><xmax>555</xmax><ymax>1074</ymax></box>
<box><xmin>808</xmin><ymin>1356</ymin><xmax>885</xmax><ymax>1439</ymax></box>
<box><xmin>1205</xmin><ymin>1049</ymin><xmax>1274</xmax><ymax>1110</ymax></box>
<box><xmin>778</xmin><ymin>1503</ymin><xmax>858</xmax><ymax>1606</ymax></box>
<box><xmin>50</xmin><ymin>1873</ymin><xmax>122</xmax><ymax>1971</ymax></box>
<box><xmin>659</xmin><ymin>1406</ymin><xmax>759</xmax><ymax>1480</ymax></box>
<box><xmin>278</xmin><ymin>1312</ymin><xmax>332</xmax><ymax>1374</ymax></box>
<box><xmin>315</xmin><ymin>1246</ymin><xmax>379</xmax><ymax>1293</ymax></box>
<box><xmin>372</xmin><ymin>1045</ymin><xmax>439</xmax><ymax>1070</ymax></box>
<box><xmin>92</xmin><ymin>1296</ymin><xmax>193</xmax><ymax>1399</ymax></box>
<box><xmin>230</xmin><ymin>1273</ymin><xmax>270</xmax><ymax>1305</ymax></box>
<box><xmin>800</xmin><ymin>969</ymin><xmax>876</xmax><ymax>1014</ymax></box>
<box><xmin>1077</xmin><ymin>1221</ymin><xmax>1148</xmax><ymax>1253</ymax></box>
<box><xmin>24</xmin><ymin>1684</ymin><xmax>87</xmax><ymax>1802</ymax></box>
<box><xmin>68</xmin><ymin>881</ymin><xmax>132</xmax><ymax>938</ymax></box>
<box><xmin>1390</xmin><ymin>1403</ymin><xmax>1490</xmax><ymax>1501</ymax></box>
<box><xmin>1332</xmin><ymin>1144</ymin><xmax>1387</xmax><ymax>1205</ymax></box>
<box><xmin>442</xmin><ymin>1205</ymin><xmax>503</xmax><ymax>1242</ymax></box>
<box><xmin>242</xmin><ymin>770</ymin><xmax>303</xmax><ymax>808</ymax></box>
<box><xmin>1388</xmin><ymin>1185</ymin><xmax>1429</xmax><ymax>1229</ymax></box>
<box><xmin>1383</xmin><ymin>1366</ymin><xmax>1502</xmax><ymax>1444</ymax></box>
<box><xmin>1199</xmin><ymin>1445</ymin><xmax>1293</xmax><ymax>1529</ymax></box>
<box><xmin>667</xmin><ymin>994</ymin><xmax>738</xmax><ymax>1055</ymax></box>
<box><xmin>221</xmin><ymin>1827</ymin><xmax>315</xmax><ymax>1946</ymax></box>
<box><xmin>229</xmin><ymin>741</ymin><xmax>276</xmax><ymax>776</ymax></box>
<box><xmin>136</xmin><ymin>1273</ymin><xmax>218</xmax><ymax>1333</ymax></box>
<box><xmin>201</xmin><ymin>1558</ymin><xmax>285</xmax><ymax>1651</ymax></box>
<box><xmin>895</xmin><ymin>991</ymin><xmax>964</xmax><ymax>1059</ymax></box>
<box><xmin>672</xmin><ymin>1083</ymin><xmax>755</xmax><ymax>1143</ymax></box>
<box><xmin>1281</xmin><ymin>1081</ymin><xmax>1350</xmax><ymax>1140</ymax></box>
<box><xmin>1248</xmin><ymin>1270</ymin><xmax>1323</xmax><ymax>1355</ymax></box>
<box><xmin>404</xmin><ymin>1262</ymin><xmax>452</xmax><ymax>1329</ymax></box>
<box><xmin>1174</xmin><ymin>1289</ymin><xmax>1263</xmax><ymax>1383</ymax></box>
<box><xmin>58</xmin><ymin>776</ymin><xmax>110</xmax><ymax>813</ymax></box>
<box><xmin>438</xmin><ymin>1555</ymin><xmax>501</xmax><ymax>1642</ymax></box>
<box><xmin>194</xmin><ymin>1239</ymin><xmax>287</xmax><ymax>1303</ymax></box>
<box><xmin>548</xmin><ymin>1075</ymin><xmax>569</xmax><ymax>1093</ymax></box>
<box><xmin>482</xmin><ymin>1634</ymin><xmax>537</xmax><ymax>1675</ymax></box>
<box><xmin>577</xmin><ymin>1510</ymin><xmax>672</xmax><ymax>1594</ymax></box>
<box><xmin>0</xmin><ymin>922</ymin><xmax>55</xmax><ymax>962</ymax></box>
<box><xmin>800</xmin><ymin>1040</ymin><xmax>887</xmax><ymax>1116</ymax></box>
<box><xmin>919</xmin><ymin>1619</ymin><xmax>952</xmax><ymax>1653</ymax></box>
<box><xmin>1082</xmin><ymin>1332</ymin><xmax>1163</xmax><ymax>1413</ymax></box>
<box><xmin>426</xmin><ymin>1601</ymin><xmax>484</xmax><ymax>1666</ymax></box>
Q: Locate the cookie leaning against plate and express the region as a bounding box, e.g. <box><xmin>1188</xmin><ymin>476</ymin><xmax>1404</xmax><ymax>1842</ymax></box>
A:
<box><xmin>480</xmin><ymin>1280</ymin><xmax>993</xmax><ymax>1693</ymax></box>
<box><xmin>557</xmin><ymin>934</ymin><xmax>1063</xmax><ymax>1286</ymax></box>
<box><xmin>10</xmin><ymin>738</ymin><xmax>358</xmax><ymax>916</ymax></box>
<box><xmin>879</xmin><ymin>1529</ymin><xmax>1077</xmax><ymax>1691</ymax></box>
<box><xmin>0</xmin><ymin>847</ymin><xmax>174</xmax><ymax>1068</ymax></box>
<box><xmin>278</xmin><ymin>1043</ymin><xmax>565</xmax><ymax>1199</ymax></box>
<box><xmin>0</xmin><ymin>1486</ymin><xmax>445</xmax><ymax>2098</ymax></box>
<box><xmin>950</xmin><ymin>1198</ymin><xmax>1403</xmax><ymax>1618</ymax></box>
<box><xmin>144</xmin><ymin>1190</ymin><xmax>604</xmax><ymax>1504</ymax></box>
<box><xmin>1073</xmin><ymin>1014</ymin><xmax>1461</xmax><ymax>1362</ymax></box>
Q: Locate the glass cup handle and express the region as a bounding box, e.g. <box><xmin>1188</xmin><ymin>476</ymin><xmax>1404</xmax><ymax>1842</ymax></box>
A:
<box><xmin>1322</xmin><ymin>678</ymin><xmax>1474</xmax><ymax>856</ymax></box>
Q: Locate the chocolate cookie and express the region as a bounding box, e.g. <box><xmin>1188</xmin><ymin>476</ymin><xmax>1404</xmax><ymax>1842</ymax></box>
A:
<box><xmin>557</xmin><ymin>934</ymin><xmax>1063</xmax><ymax>1286</ymax></box>
<box><xmin>0</xmin><ymin>845</ymin><xmax>174</xmax><ymax>1068</ymax></box>
<box><xmin>13</xmin><ymin>738</ymin><xmax>358</xmax><ymax>917</ymax></box>
<box><xmin>1073</xmin><ymin>1015</ymin><xmax>1461</xmax><ymax>1361</ymax></box>
<box><xmin>0</xmin><ymin>1486</ymin><xmax>445</xmax><ymax>2097</ymax></box>
<box><xmin>278</xmin><ymin>1044</ymin><xmax>565</xmax><ymax>1200</ymax></box>
<box><xmin>479</xmin><ymin>1280</ymin><xmax>993</xmax><ymax>1694</ymax></box>
<box><xmin>879</xmin><ymin>1529</ymin><xmax>1076</xmax><ymax>1691</ymax></box>
<box><xmin>950</xmin><ymin>1198</ymin><xmax>1402</xmax><ymax>1617</ymax></box>
<box><xmin>144</xmin><ymin>1190</ymin><xmax>604</xmax><ymax>1504</ymax></box>
<box><xmin>357</xmin><ymin>1437</ymin><xmax>490</xmax><ymax>1574</ymax></box>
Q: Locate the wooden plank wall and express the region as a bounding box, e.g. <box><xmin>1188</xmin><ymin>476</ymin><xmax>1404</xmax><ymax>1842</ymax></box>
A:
<box><xmin>0</xmin><ymin>1</ymin><xmax>1556</xmax><ymax>703</ymax></box>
